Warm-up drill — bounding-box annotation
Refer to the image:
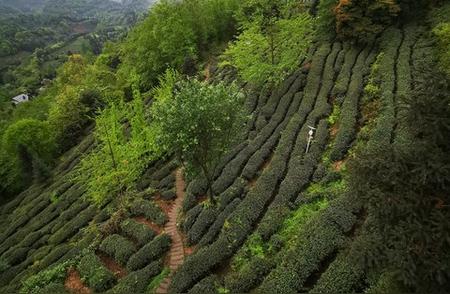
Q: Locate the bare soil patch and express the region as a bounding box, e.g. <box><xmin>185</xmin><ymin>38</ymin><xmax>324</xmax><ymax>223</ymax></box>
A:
<box><xmin>134</xmin><ymin>216</ymin><xmax>163</xmax><ymax>235</ymax></box>
<box><xmin>65</xmin><ymin>268</ymin><xmax>91</xmax><ymax>294</ymax></box>
<box><xmin>97</xmin><ymin>252</ymin><xmax>127</xmax><ymax>279</ymax></box>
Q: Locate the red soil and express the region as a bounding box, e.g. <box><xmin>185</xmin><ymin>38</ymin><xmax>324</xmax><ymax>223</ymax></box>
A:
<box><xmin>155</xmin><ymin>198</ymin><xmax>174</xmax><ymax>217</ymax></box>
<box><xmin>333</xmin><ymin>160</ymin><xmax>345</xmax><ymax>172</ymax></box>
<box><xmin>134</xmin><ymin>216</ymin><xmax>163</xmax><ymax>235</ymax></box>
<box><xmin>96</xmin><ymin>252</ymin><xmax>127</xmax><ymax>279</ymax></box>
<box><xmin>65</xmin><ymin>268</ymin><xmax>91</xmax><ymax>294</ymax></box>
<box><xmin>330</xmin><ymin>124</ymin><xmax>339</xmax><ymax>138</ymax></box>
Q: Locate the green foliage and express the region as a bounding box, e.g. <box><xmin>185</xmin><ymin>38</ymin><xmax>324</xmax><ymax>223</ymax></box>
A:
<box><xmin>0</xmin><ymin>118</ymin><xmax>55</xmax><ymax>194</ymax></box>
<box><xmin>347</xmin><ymin>53</ymin><xmax>450</xmax><ymax>291</ymax></box>
<box><xmin>109</xmin><ymin>260</ymin><xmax>162</xmax><ymax>294</ymax></box>
<box><xmin>76</xmin><ymin>81</ymin><xmax>159</xmax><ymax>205</ymax></box>
<box><xmin>152</xmin><ymin>73</ymin><xmax>246</xmax><ymax>202</ymax></box>
<box><xmin>222</xmin><ymin>11</ymin><xmax>314</xmax><ymax>84</ymax></box>
<box><xmin>20</xmin><ymin>260</ymin><xmax>74</xmax><ymax>294</ymax></box>
<box><xmin>119</xmin><ymin>0</ymin><xmax>239</xmax><ymax>89</ymax></box>
<box><xmin>328</xmin><ymin>104</ymin><xmax>341</xmax><ymax>126</ymax></box>
<box><xmin>317</xmin><ymin>0</ymin><xmax>339</xmax><ymax>37</ymax></box>
<box><xmin>120</xmin><ymin>218</ymin><xmax>156</xmax><ymax>247</ymax></box>
<box><xmin>147</xmin><ymin>267</ymin><xmax>170</xmax><ymax>292</ymax></box>
<box><xmin>0</xmin><ymin>259</ymin><xmax>10</xmax><ymax>274</ymax></box>
<box><xmin>99</xmin><ymin>234</ymin><xmax>136</xmax><ymax>266</ymax></box>
<box><xmin>129</xmin><ymin>199</ymin><xmax>166</xmax><ymax>225</ymax></box>
<box><xmin>334</xmin><ymin>0</ymin><xmax>401</xmax><ymax>42</ymax></box>
<box><xmin>433</xmin><ymin>22</ymin><xmax>450</xmax><ymax>76</ymax></box>
<box><xmin>126</xmin><ymin>234</ymin><xmax>171</xmax><ymax>271</ymax></box>
<box><xmin>78</xmin><ymin>251</ymin><xmax>116</xmax><ymax>292</ymax></box>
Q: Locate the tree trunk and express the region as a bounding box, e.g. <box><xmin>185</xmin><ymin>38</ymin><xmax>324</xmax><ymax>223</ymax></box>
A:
<box><xmin>200</xmin><ymin>164</ymin><xmax>216</xmax><ymax>205</ymax></box>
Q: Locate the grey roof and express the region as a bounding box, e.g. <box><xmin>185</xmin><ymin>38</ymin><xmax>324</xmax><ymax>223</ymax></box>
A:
<box><xmin>12</xmin><ymin>94</ymin><xmax>29</xmax><ymax>103</ymax></box>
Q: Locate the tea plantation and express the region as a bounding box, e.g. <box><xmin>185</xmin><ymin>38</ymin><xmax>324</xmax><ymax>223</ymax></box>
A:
<box><xmin>0</xmin><ymin>0</ymin><xmax>449</xmax><ymax>293</ymax></box>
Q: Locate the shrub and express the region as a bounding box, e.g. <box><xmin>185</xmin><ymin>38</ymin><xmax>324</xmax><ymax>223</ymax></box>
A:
<box><xmin>330</xmin><ymin>46</ymin><xmax>371</xmax><ymax>161</ymax></box>
<box><xmin>120</xmin><ymin>219</ymin><xmax>156</xmax><ymax>247</ymax></box>
<box><xmin>20</xmin><ymin>259</ymin><xmax>74</xmax><ymax>294</ymax></box>
<box><xmin>158</xmin><ymin>173</ymin><xmax>175</xmax><ymax>190</ymax></box>
<box><xmin>188</xmin><ymin>275</ymin><xmax>220</xmax><ymax>294</ymax></box>
<box><xmin>129</xmin><ymin>199</ymin><xmax>166</xmax><ymax>225</ymax></box>
<box><xmin>334</xmin><ymin>0</ymin><xmax>400</xmax><ymax>42</ymax></box>
<box><xmin>126</xmin><ymin>234</ymin><xmax>171</xmax><ymax>272</ymax></box>
<box><xmin>3</xmin><ymin>247</ymin><xmax>28</xmax><ymax>266</ymax></box>
<box><xmin>258</xmin><ymin>194</ymin><xmax>360</xmax><ymax>293</ymax></box>
<box><xmin>0</xmin><ymin>259</ymin><xmax>9</xmax><ymax>274</ymax></box>
<box><xmin>182</xmin><ymin>205</ymin><xmax>203</xmax><ymax>233</ymax></box>
<box><xmin>36</xmin><ymin>244</ymin><xmax>72</xmax><ymax>271</ymax></box>
<box><xmin>108</xmin><ymin>260</ymin><xmax>162</xmax><ymax>294</ymax></box>
<box><xmin>187</xmin><ymin>207</ymin><xmax>219</xmax><ymax>245</ymax></box>
<box><xmin>48</xmin><ymin>206</ymin><xmax>97</xmax><ymax>244</ymax></box>
<box><xmin>160</xmin><ymin>189</ymin><xmax>176</xmax><ymax>201</ymax></box>
<box><xmin>99</xmin><ymin>234</ymin><xmax>136</xmax><ymax>266</ymax></box>
<box><xmin>332</xmin><ymin>46</ymin><xmax>361</xmax><ymax>98</ymax></box>
<box><xmin>78</xmin><ymin>252</ymin><xmax>116</xmax><ymax>292</ymax></box>
<box><xmin>170</xmin><ymin>65</ymin><xmax>308</xmax><ymax>292</ymax></box>
<box><xmin>225</xmin><ymin>256</ymin><xmax>273</xmax><ymax>293</ymax></box>
<box><xmin>199</xmin><ymin>198</ymin><xmax>241</xmax><ymax>246</ymax></box>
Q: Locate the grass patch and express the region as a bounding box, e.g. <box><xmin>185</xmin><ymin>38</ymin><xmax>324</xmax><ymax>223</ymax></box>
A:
<box><xmin>147</xmin><ymin>267</ymin><xmax>170</xmax><ymax>293</ymax></box>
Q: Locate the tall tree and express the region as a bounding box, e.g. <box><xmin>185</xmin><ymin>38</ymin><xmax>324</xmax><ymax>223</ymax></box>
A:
<box><xmin>152</xmin><ymin>71</ymin><xmax>246</xmax><ymax>204</ymax></box>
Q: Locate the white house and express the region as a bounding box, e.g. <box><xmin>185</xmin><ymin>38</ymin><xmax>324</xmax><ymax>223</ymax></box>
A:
<box><xmin>11</xmin><ymin>94</ymin><xmax>30</xmax><ymax>106</ymax></box>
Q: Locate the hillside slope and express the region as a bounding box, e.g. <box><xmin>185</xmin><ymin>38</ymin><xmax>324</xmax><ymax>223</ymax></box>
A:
<box><xmin>0</xmin><ymin>1</ymin><xmax>449</xmax><ymax>293</ymax></box>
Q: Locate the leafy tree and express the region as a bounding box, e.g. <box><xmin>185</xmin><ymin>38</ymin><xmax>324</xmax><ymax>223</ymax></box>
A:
<box><xmin>119</xmin><ymin>0</ymin><xmax>239</xmax><ymax>90</ymax></box>
<box><xmin>1</xmin><ymin>119</ymin><xmax>55</xmax><ymax>190</ymax></box>
<box><xmin>76</xmin><ymin>78</ymin><xmax>160</xmax><ymax>205</ymax></box>
<box><xmin>222</xmin><ymin>11</ymin><xmax>314</xmax><ymax>84</ymax></box>
<box><xmin>316</xmin><ymin>0</ymin><xmax>339</xmax><ymax>37</ymax></box>
<box><xmin>347</xmin><ymin>67</ymin><xmax>450</xmax><ymax>291</ymax></box>
<box><xmin>334</xmin><ymin>0</ymin><xmax>401</xmax><ymax>42</ymax></box>
<box><xmin>433</xmin><ymin>22</ymin><xmax>450</xmax><ymax>76</ymax></box>
<box><xmin>152</xmin><ymin>71</ymin><xmax>246</xmax><ymax>204</ymax></box>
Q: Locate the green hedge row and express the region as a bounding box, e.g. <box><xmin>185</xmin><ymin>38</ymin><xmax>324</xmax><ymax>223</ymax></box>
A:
<box><xmin>50</xmin><ymin>199</ymin><xmax>89</xmax><ymax>234</ymax></box>
<box><xmin>120</xmin><ymin>219</ymin><xmax>156</xmax><ymax>247</ymax></box>
<box><xmin>129</xmin><ymin>199</ymin><xmax>166</xmax><ymax>226</ymax></box>
<box><xmin>126</xmin><ymin>234</ymin><xmax>171</xmax><ymax>272</ymax></box>
<box><xmin>254</xmin><ymin>72</ymin><xmax>299</xmax><ymax>130</ymax></box>
<box><xmin>107</xmin><ymin>260</ymin><xmax>162</xmax><ymax>294</ymax></box>
<box><xmin>211</xmin><ymin>81</ymin><xmax>296</xmax><ymax>195</ymax></box>
<box><xmin>168</xmin><ymin>46</ymin><xmax>334</xmax><ymax>291</ymax></box>
<box><xmin>241</xmin><ymin>87</ymin><xmax>304</xmax><ymax>181</ymax></box>
<box><xmin>99</xmin><ymin>234</ymin><xmax>136</xmax><ymax>266</ymax></box>
<box><xmin>257</xmin><ymin>119</ymin><xmax>329</xmax><ymax>241</ymax></box>
<box><xmin>182</xmin><ymin>205</ymin><xmax>203</xmax><ymax>233</ymax></box>
<box><xmin>150</xmin><ymin>160</ymin><xmax>178</xmax><ymax>182</ymax></box>
<box><xmin>212</xmin><ymin>142</ymin><xmax>248</xmax><ymax>180</ymax></box>
<box><xmin>331</xmin><ymin>45</ymin><xmax>362</xmax><ymax>101</ymax></box>
<box><xmin>48</xmin><ymin>206</ymin><xmax>97</xmax><ymax>245</ymax></box>
<box><xmin>258</xmin><ymin>194</ymin><xmax>360</xmax><ymax>293</ymax></box>
<box><xmin>136</xmin><ymin>159</ymin><xmax>166</xmax><ymax>191</ymax></box>
<box><xmin>158</xmin><ymin>173</ymin><xmax>175</xmax><ymax>190</ymax></box>
<box><xmin>199</xmin><ymin>198</ymin><xmax>241</xmax><ymax>246</ymax></box>
<box><xmin>252</xmin><ymin>42</ymin><xmax>339</xmax><ymax>242</ymax></box>
<box><xmin>366</xmin><ymin>28</ymin><xmax>402</xmax><ymax>153</ymax></box>
<box><xmin>183</xmin><ymin>177</ymin><xmax>246</xmax><ymax>239</ymax></box>
<box><xmin>78</xmin><ymin>251</ymin><xmax>116</xmax><ymax>292</ymax></box>
<box><xmin>160</xmin><ymin>189</ymin><xmax>176</xmax><ymax>201</ymax></box>
<box><xmin>187</xmin><ymin>208</ymin><xmax>219</xmax><ymax>245</ymax></box>
<box><xmin>224</xmin><ymin>256</ymin><xmax>273</xmax><ymax>293</ymax></box>
<box><xmin>330</xmin><ymin>45</ymin><xmax>371</xmax><ymax>162</ymax></box>
<box><xmin>188</xmin><ymin>275</ymin><xmax>220</xmax><ymax>294</ymax></box>
<box><xmin>393</xmin><ymin>24</ymin><xmax>418</xmax><ymax>147</ymax></box>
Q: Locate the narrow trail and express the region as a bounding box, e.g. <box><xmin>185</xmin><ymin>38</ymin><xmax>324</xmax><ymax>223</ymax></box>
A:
<box><xmin>156</xmin><ymin>168</ymin><xmax>186</xmax><ymax>294</ymax></box>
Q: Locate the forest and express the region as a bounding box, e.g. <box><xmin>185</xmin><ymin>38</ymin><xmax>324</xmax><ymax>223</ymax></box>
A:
<box><xmin>0</xmin><ymin>0</ymin><xmax>449</xmax><ymax>293</ymax></box>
